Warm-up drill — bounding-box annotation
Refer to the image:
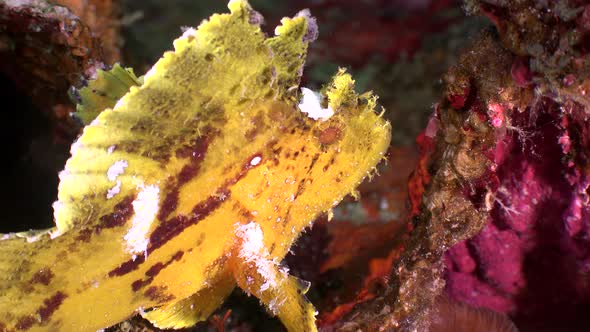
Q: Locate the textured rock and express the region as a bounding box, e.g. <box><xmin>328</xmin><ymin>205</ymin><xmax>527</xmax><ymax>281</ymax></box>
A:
<box><xmin>0</xmin><ymin>0</ymin><xmax>111</xmax><ymax>111</ymax></box>
<box><xmin>338</xmin><ymin>1</ymin><xmax>590</xmax><ymax>331</ymax></box>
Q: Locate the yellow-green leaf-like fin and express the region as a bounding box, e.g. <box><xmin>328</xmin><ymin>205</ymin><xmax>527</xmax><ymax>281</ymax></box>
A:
<box><xmin>74</xmin><ymin>63</ymin><xmax>143</xmax><ymax>125</ymax></box>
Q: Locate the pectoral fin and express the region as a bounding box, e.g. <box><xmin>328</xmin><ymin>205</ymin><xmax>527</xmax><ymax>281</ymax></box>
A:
<box><xmin>74</xmin><ymin>63</ymin><xmax>142</xmax><ymax>125</ymax></box>
<box><xmin>232</xmin><ymin>258</ymin><xmax>317</xmax><ymax>332</ymax></box>
<box><xmin>141</xmin><ymin>274</ymin><xmax>235</xmax><ymax>329</ymax></box>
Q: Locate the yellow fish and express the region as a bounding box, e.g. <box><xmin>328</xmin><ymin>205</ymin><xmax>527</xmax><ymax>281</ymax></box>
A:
<box><xmin>0</xmin><ymin>1</ymin><xmax>390</xmax><ymax>331</ymax></box>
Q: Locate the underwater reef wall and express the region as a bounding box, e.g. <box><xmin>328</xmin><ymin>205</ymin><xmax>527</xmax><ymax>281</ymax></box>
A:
<box><xmin>336</xmin><ymin>1</ymin><xmax>590</xmax><ymax>331</ymax></box>
<box><xmin>0</xmin><ymin>0</ymin><xmax>120</xmax><ymax>233</ymax></box>
<box><xmin>446</xmin><ymin>1</ymin><xmax>590</xmax><ymax>331</ymax></box>
<box><xmin>0</xmin><ymin>0</ymin><xmax>119</xmax><ymax>113</ymax></box>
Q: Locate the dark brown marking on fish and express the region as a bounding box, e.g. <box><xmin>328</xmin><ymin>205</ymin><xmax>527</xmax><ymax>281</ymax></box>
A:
<box><xmin>174</xmin><ymin>129</ymin><xmax>217</xmax><ymax>195</ymax></box>
<box><xmin>75</xmin><ymin>228</ymin><xmax>92</xmax><ymax>243</ymax></box>
<box><xmin>116</xmin><ymin>152</ymin><xmax>264</xmax><ymax>275</ymax></box>
<box><xmin>318</xmin><ymin>126</ymin><xmax>341</xmax><ymax>145</ymax></box>
<box><xmin>142</xmin><ymin>145</ymin><xmax>171</xmax><ymax>164</ymax></box>
<box><xmin>245</xmin><ymin>112</ymin><xmax>266</xmax><ymax>141</ymax></box>
<box><xmin>150</xmin><ymin>151</ymin><xmax>264</xmax><ymax>252</ymax></box>
<box><xmin>323</xmin><ymin>156</ymin><xmax>336</xmax><ymax>172</ymax></box>
<box><xmin>67</xmin><ymin>242</ymin><xmax>78</xmax><ymax>254</ymax></box>
<box><xmin>132</xmin><ymin>251</ymin><xmax>185</xmax><ymax>292</ymax></box>
<box><xmin>245</xmin><ymin>128</ymin><xmax>258</xmax><ymax>141</ymax></box>
<box><xmin>121</xmin><ymin>141</ymin><xmax>141</xmax><ymax>154</ymax></box>
<box><xmin>56</xmin><ymin>251</ymin><xmax>68</xmax><ymax>262</ymax></box>
<box><xmin>145</xmin><ymin>263</ymin><xmax>165</xmax><ymax>278</ymax></box>
<box><xmin>267</xmin><ymin>139</ymin><xmax>279</xmax><ymax>150</ymax></box>
<box><xmin>19</xmin><ymin>282</ymin><xmax>34</xmax><ymax>295</ymax></box>
<box><xmin>292</xmin><ymin>153</ymin><xmax>321</xmax><ymax>201</ymax></box>
<box><xmin>156</xmin><ymin>129</ymin><xmax>218</xmax><ymax>229</ymax></box>
<box><xmin>144</xmin><ymin>286</ymin><xmax>175</xmax><ymax>303</ymax></box>
<box><xmin>170</xmin><ymin>250</ymin><xmax>184</xmax><ymax>261</ymax></box>
<box><xmin>243</xmin><ymin>208</ymin><xmax>255</xmax><ymax>220</ymax></box>
<box><xmin>282</xmin><ymin>206</ymin><xmax>292</xmax><ymax>226</ymax></box>
<box><xmin>38</xmin><ymin>291</ymin><xmax>67</xmax><ymax>321</ymax></box>
<box><xmin>177</xmin><ymin>165</ymin><xmax>199</xmax><ymax>187</ymax></box>
<box><xmin>108</xmin><ymin>255</ymin><xmax>146</xmax><ymax>277</ymax></box>
<box><xmin>267</xmin><ymin>140</ymin><xmax>282</xmax><ymax>166</ymax></box>
<box><xmin>271</xmin><ymin>156</ymin><xmax>280</xmax><ymax>166</ymax></box>
<box><xmin>131</xmin><ymin>279</ymin><xmax>150</xmax><ymax>292</ymax></box>
<box><xmin>30</xmin><ymin>268</ymin><xmax>54</xmax><ymax>286</ymax></box>
<box><xmin>233</xmin><ymin>200</ymin><xmax>257</xmax><ymax>224</ymax></box>
<box><xmin>146</xmin><ymin>251</ymin><xmax>184</xmax><ymax>278</ymax></box>
<box><xmin>195</xmin><ymin>233</ymin><xmax>206</xmax><ymax>247</ymax></box>
<box><xmin>157</xmin><ymin>188</ymin><xmax>179</xmax><ymax>221</ymax></box>
<box><xmin>193</xmin><ymin>190</ymin><xmax>228</xmax><ymax>217</ymax></box>
<box><xmin>149</xmin><ymin>195</ymin><xmax>223</xmax><ymax>253</ymax></box>
<box><xmin>130</xmin><ymin>119</ymin><xmax>150</xmax><ymax>132</ymax></box>
<box><xmin>175</xmin><ymin>131</ymin><xmax>212</xmax><ymax>160</ymax></box>
<box><xmin>307</xmin><ymin>153</ymin><xmax>320</xmax><ymax>173</ymax></box>
<box><xmin>15</xmin><ymin>316</ymin><xmax>35</xmax><ymax>331</ymax></box>
<box><xmin>99</xmin><ymin>195</ymin><xmax>135</xmax><ymax>229</ymax></box>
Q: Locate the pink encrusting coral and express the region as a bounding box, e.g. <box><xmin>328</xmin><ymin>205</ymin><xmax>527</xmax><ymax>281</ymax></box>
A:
<box><xmin>330</xmin><ymin>1</ymin><xmax>590</xmax><ymax>330</ymax></box>
<box><xmin>446</xmin><ymin>100</ymin><xmax>590</xmax><ymax>329</ymax></box>
<box><xmin>443</xmin><ymin>1</ymin><xmax>590</xmax><ymax>330</ymax></box>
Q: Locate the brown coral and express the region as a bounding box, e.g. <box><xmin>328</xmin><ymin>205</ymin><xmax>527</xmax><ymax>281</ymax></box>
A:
<box><xmin>0</xmin><ymin>0</ymin><xmax>115</xmax><ymax>112</ymax></box>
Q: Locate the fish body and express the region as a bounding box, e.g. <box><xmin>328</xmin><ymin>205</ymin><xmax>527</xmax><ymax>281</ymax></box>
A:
<box><xmin>0</xmin><ymin>1</ymin><xmax>391</xmax><ymax>331</ymax></box>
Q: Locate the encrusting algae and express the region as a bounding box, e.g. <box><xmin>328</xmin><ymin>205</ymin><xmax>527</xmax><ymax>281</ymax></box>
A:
<box><xmin>0</xmin><ymin>1</ymin><xmax>391</xmax><ymax>331</ymax></box>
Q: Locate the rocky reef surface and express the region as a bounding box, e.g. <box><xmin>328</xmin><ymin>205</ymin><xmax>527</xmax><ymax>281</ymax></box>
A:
<box><xmin>337</xmin><ymin>1</ymin><xmax>590</xmax><ymax>331</ymax></box>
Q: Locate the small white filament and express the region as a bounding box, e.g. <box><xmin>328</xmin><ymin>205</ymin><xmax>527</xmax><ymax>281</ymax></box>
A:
<box><xmin>298</xmin><ymin>87</ymin><xmax>334</xmax><ymax>121</ymax></box>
